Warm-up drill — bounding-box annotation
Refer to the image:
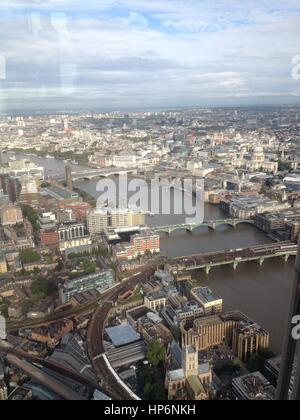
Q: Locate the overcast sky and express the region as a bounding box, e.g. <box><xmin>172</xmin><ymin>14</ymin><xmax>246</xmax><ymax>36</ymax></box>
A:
<box><xmin>1</xmin><ymin>0</ymin><xmax>300</xmax><ymax>111</ymax></box>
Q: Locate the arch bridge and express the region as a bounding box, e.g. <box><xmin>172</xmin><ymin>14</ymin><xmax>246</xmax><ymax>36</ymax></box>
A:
<box><xmin>56</xmin><ymin>168</ymin><xmax>138</xmax><ymax>182</ymax></box>
<box><xmin>153</xmin><ymin>219</ymin><xmax>255</xmax><ymax>235</ymax></box>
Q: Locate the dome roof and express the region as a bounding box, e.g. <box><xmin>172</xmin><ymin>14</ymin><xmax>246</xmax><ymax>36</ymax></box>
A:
<box><xmin>253</xmin><ymin>146</ymin><xmax>264</xmax><ymax>154</ymax></box>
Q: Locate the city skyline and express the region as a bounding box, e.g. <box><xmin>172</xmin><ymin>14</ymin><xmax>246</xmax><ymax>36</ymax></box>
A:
<box><xmin>1</xmin><ymin>0</ymin><xmax>300</xmax><ymax>111</ymax></box>
<box><xmin>1</xmin><ymin>1</ymin><xmax>300</xmax><ymax>403</ymax></box>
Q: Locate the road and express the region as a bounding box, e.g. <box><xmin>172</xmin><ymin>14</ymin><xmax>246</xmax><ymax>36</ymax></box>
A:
<box><xmin>86</xmin><ymin>269</ymin><xmax>153</xmax><ymax>400</ymax></box>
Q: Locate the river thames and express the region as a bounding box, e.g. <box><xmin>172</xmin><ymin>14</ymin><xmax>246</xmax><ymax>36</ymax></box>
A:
<box><xmin>9</xmin><ymin>152</ymin><xmax>295</xmax><ymax>353</ymax></box>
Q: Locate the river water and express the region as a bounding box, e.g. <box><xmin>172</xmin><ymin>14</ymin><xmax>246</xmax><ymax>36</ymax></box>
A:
<box><xmin>8</xmin><ymin>152</ymin><xmax>295</xmax><ymax>353</ymax></box>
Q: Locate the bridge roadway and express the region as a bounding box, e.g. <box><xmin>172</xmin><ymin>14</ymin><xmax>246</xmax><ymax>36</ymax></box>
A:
<box><xmin>86</xmin><ymin>269</ymin><xmax>153</xmax><ymax>400</ymax></box>
<box><xmin>170</xmin><ymin>241</ymin><xmax>298</xmax><ymax>273</ymax></box>
<box><xmin>57</xmin><ymin>167</ymin><xmax>138</xmax><ymax>182</ymax></box>
<box><xmin>153</xmin><ymin>219</ymin><xmax>254</xmax><ymax>235</ymax></box>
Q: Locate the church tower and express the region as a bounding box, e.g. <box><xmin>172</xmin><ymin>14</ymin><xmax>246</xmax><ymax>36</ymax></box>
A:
<box><xmin>182</xmin><ymin>332</ymin><xmax>199</xmax><ymax>377</ymax></box>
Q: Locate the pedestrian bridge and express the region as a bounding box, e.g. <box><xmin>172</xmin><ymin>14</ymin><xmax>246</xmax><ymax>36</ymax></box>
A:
<box><xmin>153</xmin><ymin>219</ymin><xmax>255</xmax><ymax>235</ymax></box>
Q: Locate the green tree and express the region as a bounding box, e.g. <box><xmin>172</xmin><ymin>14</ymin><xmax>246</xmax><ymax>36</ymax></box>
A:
<box><xmin>146</xmin><ymin>341</ymin><xmax>166</xmax><ymax>368</ymax></box>
<box><xmin>214</xmin><ymin>360</ymin><xmax>241</xmax><ymax>376</ymax></box>
<box><xmin>247</xmin><ymin>349</ymin><xmax>275</xmax><ymax>373</ymax></box>
<box><xmin>22</xmin><ymin>300</ymin><xmax>33</xmax><ymax>316</ymax></box>
<box><xmin>20</xmin><ymin>204</ymin><xmax>38</xmax><ymax>225</ymax></box>
<box><xmin>171</xmin><ymin>327</ymin><xmax>182</xmax><ymax>343</ymax></box>
<box><xmin>31</xmin><ymin>278</ymin><xmax>56</xmax><ymax>299</ymax></box>
<box><xmin>82</xmin><ymin>260</ymin><xmax>96</xmax><ymax>275</ymax></box>
<box><xmin>20</xmin><ymin>204</ymin><xmax>40</xmax><ymax>243</ymax></box>
<box><xmin>56</xmin><ymin>259</ymin><xmax>64</xmax><ymax>271</ymax></box>
<box><xmin>144</xmin><ymin>382</ymin><xmax>165</xmax><ymax>400</ymax></box>
<box><xmin>278</xmin><ymin>160</ymin><xmax>292</xmax><ymax>172</ymax></box>
<box><xmin>20</xmin><ymin>249</ymin><xmax>41</xmax><ymax>265</ymax></box>
<box><xmin>0</xmin><ymin>303</ymin><xmax>8</xmax><ymax>318</ymax></box>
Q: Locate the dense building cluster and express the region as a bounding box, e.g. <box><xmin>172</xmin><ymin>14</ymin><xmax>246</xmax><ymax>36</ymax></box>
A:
<box><xmin>0</xmin><ymin>107</ymin><xmax>300</xmax><ymax>400</ymax></box>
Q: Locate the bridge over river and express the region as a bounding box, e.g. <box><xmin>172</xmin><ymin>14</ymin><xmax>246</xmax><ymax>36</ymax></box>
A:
<box><xmin>153</xmin><ymin>219</ymin><xmax>255</xmax><ymax>235</ymax></box>
<box><xmin>169</xmin><ymin>241</ymin><xmax>298</xmax><ymax>274</ymax></box>
<box><xmin>55</xmin><ymin>167</ymin><xmax>138</xmax><ymax>182</ymax></box>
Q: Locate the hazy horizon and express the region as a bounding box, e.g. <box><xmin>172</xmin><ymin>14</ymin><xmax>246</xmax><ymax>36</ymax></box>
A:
<box><xmin>1</xmin><ymin>0</ymin><xmax>300</xmax><ymax>112</ymax></box>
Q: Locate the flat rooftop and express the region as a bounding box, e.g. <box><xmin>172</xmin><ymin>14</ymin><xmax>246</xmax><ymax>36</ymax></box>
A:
<box><xmin>192</xmin><ymin>286</ymin><xmax>219</xmax><ymax>303</ymax></box>
<box><xmin>146</xmin><ymin>290</ymin><xmax>166</xmax><ymax>301</ymax></box>
<box><xmin>105</xmin><ymin>324</ymin><xmax>141</xmax><ymax>347</ymax></box>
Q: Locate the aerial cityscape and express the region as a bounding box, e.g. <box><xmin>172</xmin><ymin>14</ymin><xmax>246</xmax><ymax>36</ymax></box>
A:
<box><xmin>1</xmin><ymin>0</ymin><xmax>300</xmax><ymax>405</ymax></box>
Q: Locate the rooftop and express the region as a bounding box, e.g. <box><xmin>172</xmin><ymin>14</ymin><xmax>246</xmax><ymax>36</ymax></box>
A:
<box><xmin>192</xmin><ymin>286</ymin><xmax>220</xmax><ymax>304</ymax></box>
<box><xmin>146</xmin><ymin>290</ymin><xmax>166</xmax><ymax>301</ymax></box>
<box><xmin>187</xmin><ymin>375</ymin><xmax>205</xmax><ymax>396</ymax></box>
<box><xmin>168</xmin><ymin>368</ymin><xmax>185</xmax><ymax>382</ymax></box>
<box><xmin>105</xmin><ymin>323</ymin><xmax>141</xmax><ymax>347</ymax></box>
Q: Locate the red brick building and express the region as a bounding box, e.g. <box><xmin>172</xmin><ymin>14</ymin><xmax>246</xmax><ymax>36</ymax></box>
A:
<box><xmin>40</xmin><ymin>229</ymin><xmax>59</xmax><ymax>247</ymax></box>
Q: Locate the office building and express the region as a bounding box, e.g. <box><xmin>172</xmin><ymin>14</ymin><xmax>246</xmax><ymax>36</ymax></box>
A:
<box><xmin>162</xmin><ymin>301</ymin><xmax>204</xmax><ymax>329</ymax></box>
<box><xmin>59</xmin><ymin>270</ymin><xmax>116</xmax><ymax>303</ymax></box>
<box><xmin>58</xmin><ymin>223</ymin><xmax>86</xmax><ymax>242</ymax></box>
<box><xmin>38</xmin><ymin>212</ymin><xmax>57</xmax><ymax>230</ymax></box>
<box><xmin>1</xmin><ymin>158</ymin><xmax>44</xmax><ymax>181</ymax></box>
<box><xmin>40</xmin><ymin>229</ymin><xmax>59</xmax><ymax>247</ymax></box>
<box><xmin>57</xmin><ymin>209</ymin><xmax>76</xmax><ymax>224</ymax></box>
<box><xmin>190</xmin><ymin>287</ymin><xmax>223</xmax><ymax>316</ymax></box>
<box><xmin>57</xmin><ymin>222</ymin><xmax>91</xmax><ymax>251</ymax></box>
<box><xmin>185</xmin><ymin>311</ymin><xmax>270</xmax><ymax>363</ymax></box>
<box><xmin>113</xmin><ymin>230</ymin><xmax>160</xmax><ymax>260</ymax></box>
<box><xmin>0</xmin><ymin>205</ymin><xmax>23</xmax><ymax>226</ymax></box>
<box><xmin>19</xmin><ymin>175</ymin><xmax>39</xmax><ymax>196</ymax></box>
<box><xmin>0</xmin><ymin>315</ymin><xmax>6</xmax><ymax>340</ymax></box>
<box><xmin>232</xmin><ymin>323</ymin><xmax>270</xmax><ymax>363</ymax></box>
<box><xmin>43</xmin><ymin>183</ymin><xmax>79</xmax><ymax>201</ymax></box>
<box><xmin>131</xmin><ymin>230</ymin><xmax>160</xmax><ymax>256</ymax></box>
<box><xmin>87</xmin><ymin>207</ymin><xmax>145</xmax><ymax>235</ymax></box>
<box><xmin>145</xmin><ymin>290</ymin><xmax>167</xmax><ymax>312</ymax></box>
<box><xmin>112</xmin><ymin>155</ymin><xmax>136</xmax><ymax>167</ymax></box>
<box><xmin>0</xmin><ymin>175</ymin><xmax>21</xmax><ymax>203</ymax></box>
<box><xmin>232</xmin><ymin>372</ymin><xmax>275</xmax><ymax>400</ymax></box>
<box><xmin>0</xmin><ymin>254</ymin><xmax>8</xmax><ymax>274</ymax></box>
<box><xmin>221</xmin><ymin>195</ymin><xmax>290</xmax><ymax>219</ymax></box>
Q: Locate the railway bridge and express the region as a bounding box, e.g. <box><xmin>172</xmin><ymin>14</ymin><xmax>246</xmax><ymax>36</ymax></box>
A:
<box><xmin>169</xmin><ymin>241</ymin><xmax>297</xmax><ymax>274</ymax></box>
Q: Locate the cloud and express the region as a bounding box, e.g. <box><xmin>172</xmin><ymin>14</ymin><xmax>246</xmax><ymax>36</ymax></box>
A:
<box><xmin>115</xmin><ymin>12</ymin><xmax>149</xmax><ymax>28</ymax></box>
<box><xmin>0</xmin><ymin>0</ymin><xmax>300</xmax><ymax>110</ymax></box>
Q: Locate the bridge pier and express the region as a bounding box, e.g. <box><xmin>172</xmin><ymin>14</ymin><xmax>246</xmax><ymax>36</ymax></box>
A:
<box><xmin>205</xmin><ymin>266</ymin><xmax>211</xmax><ymax>275</ymax></box>
<box><xmin>233</xmin><ymin>261</ymin><xmax>239</xmax><ymax>270</ymax></box>
<box><xmin>259</xmin><ymin>257</ymin><xmax>265</xmax><ymax>267</ymax></box>
<box><xmin>284</xmin><ymin>254</ymin><xmax>290</xmax><ymax>262</ymax></box>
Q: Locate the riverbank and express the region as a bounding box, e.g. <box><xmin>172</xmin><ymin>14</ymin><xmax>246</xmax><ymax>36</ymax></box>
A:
<box><xmin>73</xmin><ymin>186</ymin><xmax>97</xmax><ymax>208</ymax></box>
<box><xmin>5</xmin><ymin>148</ymin><xmax>90</xmax><ymax>165</ymax></box>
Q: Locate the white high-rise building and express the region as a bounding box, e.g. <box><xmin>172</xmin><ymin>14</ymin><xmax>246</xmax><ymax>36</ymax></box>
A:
<box><xmin>87</xmin><ymin>207</ymin><xmax>145</xmax><ymax>235</ymax></box>
<box><xmin>0</xmin><ymin>315</ymin><xmax>6</xmax><ymax>340</ymax></box>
